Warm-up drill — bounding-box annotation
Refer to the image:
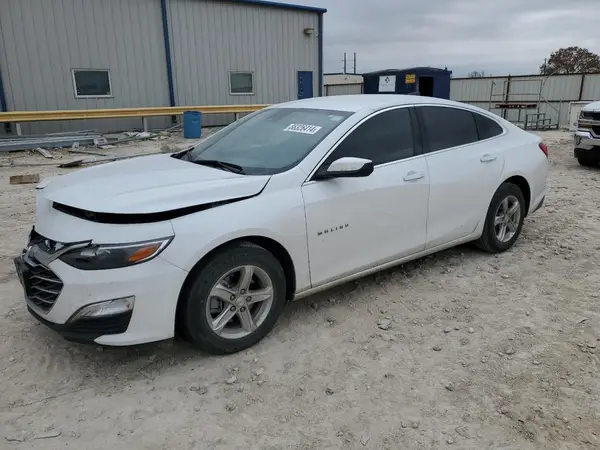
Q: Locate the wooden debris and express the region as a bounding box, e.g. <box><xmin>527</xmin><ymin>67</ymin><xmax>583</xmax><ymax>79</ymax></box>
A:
<box><xmin>58</xmin><ymin>151</ymin><xmax>164</xmax><ymax>168</ymax></box>
<box><xmin>68</xmin><ymin>148</ymin><xmax>108</xmax><ymax>157</ymax></box>
<box><xmin>58</xmin><ymin>159</ymin><xmax>90</xmax><ymax>168</ymax></box>
<box><xmin>9</xmin><ymin>173</ymin><xmax>40</xmax><ymax>185</ymax></box>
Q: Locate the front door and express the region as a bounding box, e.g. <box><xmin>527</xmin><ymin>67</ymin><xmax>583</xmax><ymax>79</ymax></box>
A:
<box><xmin>302</xmin><ymin>107</ymin><xmax>430</xmax><ymax>287</ymax></box>
<box><xmin>297</xmin><ymin>71</ymin><xmax>314</xmax><ymax>99</ymax></box>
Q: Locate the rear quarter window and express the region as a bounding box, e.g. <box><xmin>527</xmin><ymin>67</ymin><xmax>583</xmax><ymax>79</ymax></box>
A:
<box><xmin>473</xmin><ymin>112</ymin><xmax>504</xmax><ymax>140</ymax></box>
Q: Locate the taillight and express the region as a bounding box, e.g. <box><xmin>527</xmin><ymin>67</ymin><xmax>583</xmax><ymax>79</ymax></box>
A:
<box><xmin>539</xmin><ymin>142</ymin><xmax>549</xmax><ymax>157</ymax></box>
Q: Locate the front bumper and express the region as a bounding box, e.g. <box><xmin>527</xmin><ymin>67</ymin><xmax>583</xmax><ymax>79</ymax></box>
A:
<box><xmin>27</xmin><ymin>305</ymin><xmax>133</xmax><ymax>344</ymax></box>
<box><xmin>15</xmin><ymin>248</ymin><xmax>188</xmax><ymax>346</ymax></box>
<box><xmin>574</xmin><ymin>130</ymin><xmax>600</xmax><ymax>151</ymax></box>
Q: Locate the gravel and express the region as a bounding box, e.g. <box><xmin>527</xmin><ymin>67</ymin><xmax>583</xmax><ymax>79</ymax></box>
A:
<box><xmin>1</xmin><ymin>131</ymin><xmax>600</xmax><ymax>449</ymax></box>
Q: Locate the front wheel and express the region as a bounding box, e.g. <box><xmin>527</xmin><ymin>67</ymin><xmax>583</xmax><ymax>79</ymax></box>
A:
<box><xmin>475</xmin><ymin>182</ymin><xmax>526</xmax><ymax>253</ymax></box>
<box><xmin>179</xmin><ymin>242</ymin><xmax>287</xmax><ymax>355</ymax></box>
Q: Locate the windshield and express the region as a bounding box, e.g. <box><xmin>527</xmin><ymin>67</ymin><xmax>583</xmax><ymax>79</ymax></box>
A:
<box><xmin>183</xmin><ymin>108</ymin><xmax>353</xmax><ymax>175</ymax></box>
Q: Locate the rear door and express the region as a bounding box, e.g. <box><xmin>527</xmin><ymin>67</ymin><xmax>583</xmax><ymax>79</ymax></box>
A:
<box><xmin>302</xmin><ymin>107</ymin><xmax>430</xmax><ymax>286</ymax></box>
<box><xmin>416</xmin><ymin>105</ymin><xmax>505</xmax><ymax>249</ymax></box>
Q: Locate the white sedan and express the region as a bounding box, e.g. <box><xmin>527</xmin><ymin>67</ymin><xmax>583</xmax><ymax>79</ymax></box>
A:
<box><xmin>14</xmin><ymin>95</ymin><xmax>548</xmax><ymax>354</ymax></box>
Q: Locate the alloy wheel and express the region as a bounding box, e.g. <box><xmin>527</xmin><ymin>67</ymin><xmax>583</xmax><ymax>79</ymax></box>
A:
<box><xmin>205</xmin><ymin>265</ymin><xmax>274</xmax><ymax>339</ymax></box>
<box><xmin>494</xmin><ymin>195</ymin><xmax>521</xmax><ymax>243</ymax></box>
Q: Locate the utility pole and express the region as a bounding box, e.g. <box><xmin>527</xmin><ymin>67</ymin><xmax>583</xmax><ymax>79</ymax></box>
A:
<box><xmin>352</xmin><ymin>52</ymin><xmax>357</xmax><ymax>74</ymax></box>
<box><xmin>343</xmin><ymin>53</ymin><xmax>347</xmax><ymax>74</ymax></box>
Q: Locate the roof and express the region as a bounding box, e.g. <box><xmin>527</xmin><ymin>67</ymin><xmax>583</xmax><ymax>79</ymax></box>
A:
<box><xmin>224</xmin><ymin>0</ymin><xmax>326</xmax><ymax>13</ymax></box>
<box><xmin>362</xmin><ymin>67</ymin><xmax>451</xmax><ymax>76</ymax></box>
<box><xmin>275</xmin><ymin>94</ymin><xmax>460</xmax><ymax>113</ymax></box>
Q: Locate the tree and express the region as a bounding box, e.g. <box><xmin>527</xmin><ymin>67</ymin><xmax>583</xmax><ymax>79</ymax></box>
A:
<box><xmin>467</xmin><ymin>70</ymin><xmax>486</xmax><ymax>78</ymax></box>
<box><xmin>540</xmin><ymin>47</ymin><xmax>600</xmax><ymax>75</ymax></box>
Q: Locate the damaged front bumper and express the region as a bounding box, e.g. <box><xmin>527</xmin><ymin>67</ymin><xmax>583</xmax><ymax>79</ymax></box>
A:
<box><xmin>14</xmin><ymin>229</ymin><xmax>189</xmax><ymax>346</ymax></box>
<box><xmin>26</xmin><ymin>299</ymin><xmax>134</xmax><ymax>344</ymax></box>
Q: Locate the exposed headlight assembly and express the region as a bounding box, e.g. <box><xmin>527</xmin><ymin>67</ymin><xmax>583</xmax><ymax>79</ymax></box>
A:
<box><xmin>59</xmin><ymin>237</ymin><xmax>173</xmax><ymax>270</ymax></box>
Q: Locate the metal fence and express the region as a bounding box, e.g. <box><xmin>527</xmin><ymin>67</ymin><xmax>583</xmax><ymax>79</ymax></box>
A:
<box><xmin>323</xmin><ymin>72</ymin><xmax>600</xmax><ymax>129</ymax></box>
<box><xmin>450</xmin><ymin>73</ymin><xmax>600</xmax><ymax>128</ymax></box>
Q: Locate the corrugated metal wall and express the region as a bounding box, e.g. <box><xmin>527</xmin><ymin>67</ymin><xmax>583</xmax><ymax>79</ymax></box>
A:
<box><xmin>450</xmin><ymin>74</ymin><xmax>600</xmax><ymax>128</ymax></box>
<box><xmin>0</xmin><ymin>0</ymin><xmax>320</xmax><ymax>134</ymax></box>
<box><xmin>167</xmin><ymin>0</ymin><xmax>319</xmax><ymax>126</ymax></box>
<box><xmin>322</xmin><ymin>73</ymin><xmax>600</xmax><ymax>127</ymax></box>
<box><xmin>0</xmin><ymin>0</ymin><xmax>171</xmax><ymax>134</ymax></box>
<box><xmin>325</xmin><ymin>83</ymin><xmax>363</xmax><ymax>96</ymax></box>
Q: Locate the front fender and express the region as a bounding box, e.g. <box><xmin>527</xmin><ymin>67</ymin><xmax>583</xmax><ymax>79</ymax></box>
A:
<box><xmin>161</xmin><ymin>189</ymin><xmax>311</xmax><ymax>293</ymax></box>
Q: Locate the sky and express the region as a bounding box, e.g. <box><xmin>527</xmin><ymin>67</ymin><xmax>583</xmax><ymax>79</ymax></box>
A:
<box><xmin>289</xmin><ymin>0</ymin><xmax>600</xmax><ymax>77</ymax></box>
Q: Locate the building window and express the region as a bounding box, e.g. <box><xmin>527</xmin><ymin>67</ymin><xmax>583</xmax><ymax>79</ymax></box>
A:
<box><xmin>72</xmin><ymin>69</ymin><xmax>112</xmax><ymax>98</ymax></box>
<box><xmin>229</xmin><ymin>72</ymin><xmax>254</xmax><ymax>95</ymax></box>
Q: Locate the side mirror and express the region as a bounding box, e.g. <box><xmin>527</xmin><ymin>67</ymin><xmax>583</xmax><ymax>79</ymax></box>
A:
<box><xmin>315</xmin><ymin>157</ymin><xmax>374</xmax><ymax>180</ymax></box>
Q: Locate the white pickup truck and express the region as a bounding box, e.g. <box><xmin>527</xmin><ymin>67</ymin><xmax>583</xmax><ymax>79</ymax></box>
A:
<box><xmin>574</xmin><ymin>100</ymin><xmax>600</xmax><ymax>167</ymax></box>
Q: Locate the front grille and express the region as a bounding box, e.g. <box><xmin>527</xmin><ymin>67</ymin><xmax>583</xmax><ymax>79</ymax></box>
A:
<box><xmin>582</xmin><ymin>111</ymin><xmax>600</xmax><ymax>121</ymax></box>
<box><xmin>25</xmin><ymin>263</ymin><xmax>63</xmax><ymax>312</ymax></box>
<box><xmin>593</xmin><ymin>126</ymin><xmax>600</xmax><ymax>136</ymax></box>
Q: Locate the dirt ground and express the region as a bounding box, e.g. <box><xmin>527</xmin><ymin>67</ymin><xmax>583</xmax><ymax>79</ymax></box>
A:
<box><xmin>1</xmin><ymin>130</ymin><xmax>599</xmax><ymax>450</ymax></box>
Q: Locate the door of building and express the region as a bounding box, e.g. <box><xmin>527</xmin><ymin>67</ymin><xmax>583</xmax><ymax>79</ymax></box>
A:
<box><xmin>297</xmin><ymin>71</ymin><xmax>314</xmax><ymax>99</ymax></box>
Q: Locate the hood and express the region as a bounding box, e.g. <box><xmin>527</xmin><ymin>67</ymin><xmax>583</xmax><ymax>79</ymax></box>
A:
<box><xmin>583</xmin><ymin>101</ymin><xmax>600</xmax><ymax>112</ymax></box>
<box><xmin>38</xmin><ymin>154</ymin><xmax>270</xmax><ymax>214</ymax></box>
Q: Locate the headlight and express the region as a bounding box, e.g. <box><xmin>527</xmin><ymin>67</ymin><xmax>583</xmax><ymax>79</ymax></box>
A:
<box><xmin>59</xmin><ymin>237</ymin><xmax>173</xmax><ymax>270</ymax></box>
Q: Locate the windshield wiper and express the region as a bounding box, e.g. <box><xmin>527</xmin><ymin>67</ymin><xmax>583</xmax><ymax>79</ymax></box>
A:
<box><xmin>191</xmin><ymin>159</ymin><xmax>245</xmax><ymax>174</ymax></box>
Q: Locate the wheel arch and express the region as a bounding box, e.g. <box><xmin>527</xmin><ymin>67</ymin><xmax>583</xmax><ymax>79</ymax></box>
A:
<box><xmin>502</xmin><ymin>175</ymin><xmax>531</xmax><ymax>215</ymax></box>
<box><xmin>174</xmin><ymin>235</ymin><xmax>297</xmax><ymax>335</ymax></box>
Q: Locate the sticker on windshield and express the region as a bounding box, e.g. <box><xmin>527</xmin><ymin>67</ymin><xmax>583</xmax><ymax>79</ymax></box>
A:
<box><xmin>328</xmin><ymin>115</ymin><xmax>343</xmax><ymax>122</ymax></box>
<box><xmin>283</xmin><ymin>123</ymin><xmax>323</xmax><ymax>135</ymax></box>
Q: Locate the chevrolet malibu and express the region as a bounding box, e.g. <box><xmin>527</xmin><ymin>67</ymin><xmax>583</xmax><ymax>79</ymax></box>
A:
<box><xmin>14</xmin><ymin>95</ymin><xmax>548</xmax><ymax>354</ymax></box>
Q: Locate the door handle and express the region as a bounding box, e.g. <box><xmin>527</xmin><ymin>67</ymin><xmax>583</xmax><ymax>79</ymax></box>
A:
<box><xmin>403</xmin><ymin>171</ymin><xmax>425</xmax><ymax>182</ymax></box>
<box><xmin>480</xmin><ymin>153</ymin><xmax>497</xmax><ymax>163</ymax></box>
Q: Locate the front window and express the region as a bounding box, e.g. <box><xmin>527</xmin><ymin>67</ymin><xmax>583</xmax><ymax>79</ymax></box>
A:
<box><xmin>182</xmin><ymin>108</ymin><xmax>353</xmax><ymax>175</ymax></box>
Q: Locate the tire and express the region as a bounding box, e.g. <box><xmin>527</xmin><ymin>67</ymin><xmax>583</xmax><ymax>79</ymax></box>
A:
<box><xmin>577</xmin><ymin>157</ymin><xmax>597</xmax><ymax>167</ymax></box>
<box><xmin>179</xmin><ymin>242</ymin><xmax>287</xmax><ymax>355</ymax></box>
<box><xmin>475</xmin><ymin>182</ymin><xmax>526</xmax><ymax>253</ymax></box>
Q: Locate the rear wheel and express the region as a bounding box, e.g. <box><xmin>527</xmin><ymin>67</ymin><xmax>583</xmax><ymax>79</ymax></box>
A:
<box><xmin>179</xmin><ymin>242</ymin><xmax>287</xmax><ymax>355</ymax></box>
<box><xmin>476</xmin><ymin>183</ymin><xmax>526</xmax><ymax>253</ymax></box>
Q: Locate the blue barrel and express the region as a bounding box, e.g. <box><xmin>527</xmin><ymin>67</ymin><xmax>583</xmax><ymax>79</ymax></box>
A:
<box><xmin>183</xmin><ymin>111</ymin><xmax>202</xmax><ymax>139</ymax></box>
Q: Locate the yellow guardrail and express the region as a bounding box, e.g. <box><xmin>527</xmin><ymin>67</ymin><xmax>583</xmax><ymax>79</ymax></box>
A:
<box><xmin>0</xmin><ymin>104</ymin><xmax>270</xmax><ymax>123</ymax></box>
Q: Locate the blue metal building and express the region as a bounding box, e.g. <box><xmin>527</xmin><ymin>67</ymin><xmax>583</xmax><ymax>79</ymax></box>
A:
<box><xmin>362</xmin><ymin>67</ymin><xmax>452</xmax><ymax>99</ymax></box>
